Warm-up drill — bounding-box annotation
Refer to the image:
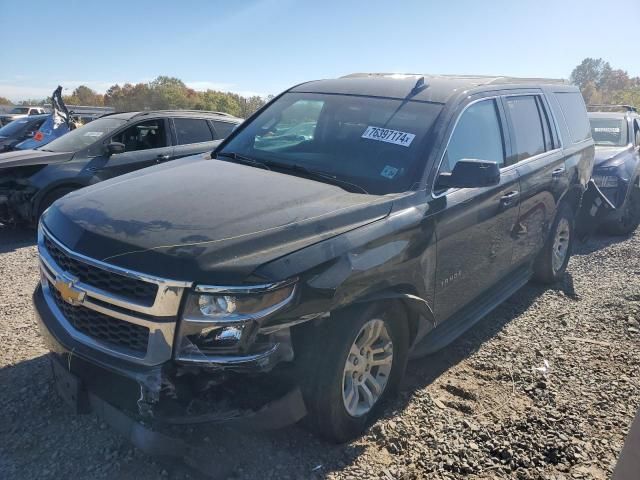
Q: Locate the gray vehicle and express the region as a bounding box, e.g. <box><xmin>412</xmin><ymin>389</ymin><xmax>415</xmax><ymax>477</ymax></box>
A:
<box><xmin>0</xmin><ymin>106</ymin><xmax>48</xmax><ymax>126</ymax></box>
<box><xmin>587</xmin><ymin>105</ymin><xmax>640</xmax><ymax>234</ymax></box>
<box><xmin>0</xmin><ymin>110</ymin><xmax>241</xmax><ymax>224</ymax></box>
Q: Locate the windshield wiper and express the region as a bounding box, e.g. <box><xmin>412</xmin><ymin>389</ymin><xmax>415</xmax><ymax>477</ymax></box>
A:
<box><xmin>216</xmin><ymin>151</ymin><xmax>270</xmax><ymax>170</ymax></box>
<box><xmin>265</xmin><ymin>161</ymin><xmax>369</xmax><ymax>194</ymax></box>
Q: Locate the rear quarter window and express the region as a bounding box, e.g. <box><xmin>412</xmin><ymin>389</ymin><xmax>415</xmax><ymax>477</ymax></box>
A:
<box><xmin>554</xmin><ymin>92</ymin><xmax>591</xmax><ymax>144</ymax></box>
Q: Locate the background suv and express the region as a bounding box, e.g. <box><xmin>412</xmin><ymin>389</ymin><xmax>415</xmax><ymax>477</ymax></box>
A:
<box><xmin>587</xmin><ymin>105</ymin><xmax>640</xmax><ymax>234</ymax></box>
<box><xmin>35</xmin><ymin>74</ymin><xmax>595</xmax><ymax>445</ymax></box>
<box><xmin>0</xmin><ymin>109</ymin><xmax>241</xmax><ymax>224</ymax></box>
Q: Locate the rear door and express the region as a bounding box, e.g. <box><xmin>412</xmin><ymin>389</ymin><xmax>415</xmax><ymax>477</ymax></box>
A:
<box><xmin>504</xmin><ymin>93</ymin><xmax>567</xmax><ymax>267</ymax></box>
<box><xmin>101</xmin><ymin>118</ymin><xmax>174</xmax><ymax>177</ymax></box>
<box><xmin>171</xmin><ymin>117</ymin><xmax>220</xmax><ymax>159</ymax></box>
<box><xmin>432</xmin><ymin>96</ymin><xmax>521</xmax><ymax>322</ymax></box>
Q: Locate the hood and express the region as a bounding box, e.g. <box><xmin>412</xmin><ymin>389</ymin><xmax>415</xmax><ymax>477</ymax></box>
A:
<box><xmin>0</xmin><ymin>148</ymin><xmax>73</xmax><ymax>169</ymax></box>
<box><xmin>44</xmin><ymin>159</ymin><xmax>394</xmax><ymax>283</ymax></box>
<box><xmin>594</xmin><ymin>146</ymin><xmax>630</xmax><ymax>168</ymax></box>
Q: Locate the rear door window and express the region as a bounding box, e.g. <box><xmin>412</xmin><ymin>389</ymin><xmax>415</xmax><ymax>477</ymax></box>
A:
<box><xmin>505</xmin><ymin>96</ymin><xmax>546</xmax><ymax>162</ymax></box>
<box><xmin>211</xmin><ymin>120</ymin><xmax>236</xmax><ymax>140</ymax></box>
<box><xmin>441</xmin><ymin>98</ymin><xmax>505</xmax><ymax>174</ymax></box>
<box><xmin>174</xmin><ymin>118</ymin><xmax>214</xmax><ymax>145</ymax></box>
<box><xmin>555</xmin><ymin>92</ymin><xmax>591</xmax><ymax>144</ymax></box>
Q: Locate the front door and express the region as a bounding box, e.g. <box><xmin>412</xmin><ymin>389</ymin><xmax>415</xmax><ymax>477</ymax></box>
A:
<box><xmin>430</xmin><ymin>97</ymin><xmax>521</xmax><ymax>323</ymax></box>
<box><xmin>102</xmin><ymin>118</ymin><xmax>174</xmax><ymax>177</ymax></box>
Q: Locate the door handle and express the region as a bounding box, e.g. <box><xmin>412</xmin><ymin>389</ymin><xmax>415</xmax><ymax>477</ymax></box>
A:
<box><xmin>500</xmin><ymin>190</ymin><xmax>520</xmax><ymax>207</ymax></box>
<box><xmin>156</xmin><ymin>154</ymin><xmax>170</xmax><ymax>162</ymax></box>
<box><xmin>552</xmin><ymin>167</ymin><xmax>566</xmax><ymax>178</ymax></box>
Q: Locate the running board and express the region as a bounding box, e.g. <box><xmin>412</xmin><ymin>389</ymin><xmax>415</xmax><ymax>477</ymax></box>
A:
<box><xmin>410</xmin><ymin>266</ymin><xmax>531</xmax><ymax>357</ymax></box>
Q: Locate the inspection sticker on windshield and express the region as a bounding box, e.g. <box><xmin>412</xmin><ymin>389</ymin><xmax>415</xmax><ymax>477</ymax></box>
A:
<box><xmin>83</xmin><ymin>131</ymin><xmax>103</xmax><ymax>137</ymax></box>
<box><xmin>361</xmin><ymin>126</ymin><xmax>415</xmax><ymax>147</ymax></box>
<box><xmin>594</xmin><ymin>127</ymin><xmax>620</xmax><ymax>133</ymax></box>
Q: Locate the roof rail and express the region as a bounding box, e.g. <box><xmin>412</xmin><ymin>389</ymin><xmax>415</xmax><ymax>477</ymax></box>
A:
<box><xmin>587</xmin><ymin>104</ymin><xmax>638</xmax><ymax>113</ymax></box>
<box><xmin>132</xmin><ymin>109</ymin><xmax>236</xmax><ymax>118</ymax></box>
<box><xmin>340</xmin><ymin>73</ymin><xmax>568</xmax><ymax>85</ymax></box>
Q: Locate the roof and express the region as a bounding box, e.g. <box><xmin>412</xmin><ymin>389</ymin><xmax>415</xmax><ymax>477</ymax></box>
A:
<box><xmin>588</xmin><ymin>111</ymin><xmax>635</xmax><ymax>119</ymax></box>
<box><xmin>291</xmin><ymin>73</ymin><xmax>571</xmax><ymax>104</ymax></box>
<box><xmin>105</xmin><ymin>110</ymin><xmax>242</xmax><ymax>122</ymax></box>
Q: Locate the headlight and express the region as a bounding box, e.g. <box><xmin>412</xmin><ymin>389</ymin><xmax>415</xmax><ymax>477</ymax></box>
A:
<box><xmin>592</xmin><ymin>174</ymin><xmax>619</xmax><ymax>188</ymax></box>
<box><xmin>175</xmin><ymin>281</ymin><xmax>297</xmax><ymax>359</ymax></box>
<box><xmin>185</xmin><ymin>282</ymin><xmax>296</xmax><ymax>322</ymax></box>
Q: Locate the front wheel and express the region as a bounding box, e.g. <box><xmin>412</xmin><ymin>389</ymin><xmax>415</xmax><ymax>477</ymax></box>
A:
<box><xmin>299</xmin><ymin>302</ymin><xmax>409</xmax><ymax>443</ymax></box>
<box><xmin>533</xmin><ymin>202</ymin><xmax>574</xmax><ymax>284</ymax></box>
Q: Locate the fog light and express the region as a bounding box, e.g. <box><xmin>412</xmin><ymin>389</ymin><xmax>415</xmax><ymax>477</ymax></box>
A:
<box><xmin>195</xmin><ymin>325</ymin><xmax>245</xmax><ymax>348</ymax></box>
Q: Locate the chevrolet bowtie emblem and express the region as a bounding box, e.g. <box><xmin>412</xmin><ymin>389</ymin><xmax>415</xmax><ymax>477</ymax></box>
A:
<box><xmin>53</xmin><ymin>276</ymin><xmax>86</xmax><ymax>306</ymax></box>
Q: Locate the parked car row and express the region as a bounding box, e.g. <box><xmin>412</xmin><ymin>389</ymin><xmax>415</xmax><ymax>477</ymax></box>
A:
<box><xmin>0</xmin><ymin>109</ymin><xmax>241</xmax><ymax>224</ymax></box>
<box><xmin>0</xmin><ymin>105</ymin><xmax>48</xmax><ymax>126</ymax></box>
<box><xmin>21</xmin><ymin>73</ymin><xmax>618</xmax><ymax>452</ymax></box>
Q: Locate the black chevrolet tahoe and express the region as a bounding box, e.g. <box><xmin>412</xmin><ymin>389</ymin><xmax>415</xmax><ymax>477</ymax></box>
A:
<box><xmin>34</xmin><ymin>74</ymin><xmax>596</xmax><ymax>447</ymax></box>
<box><xmin>0</xmin><ymin>109</ymin><xmax>241</xmax><ymax>225</ymax></box>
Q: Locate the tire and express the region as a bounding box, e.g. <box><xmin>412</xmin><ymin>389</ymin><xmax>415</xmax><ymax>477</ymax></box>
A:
<box><xmin>297</xmin><ymin>302</ymin><xmax>409</xmax><ymax>443</ymax></box>
<box><xmin>603</xmin><ymin>181</ymin><xmax>640</xmax><ymax>236</ymax></box>
<box><xmin>533</xmin><ymin>202</ymin><xmax>574</xmax><ymax>284</ymax></box>
<box><xmin>36</xmin><ymin>187</ymin><xmax>76</xmax><ymax>224</ymax></box>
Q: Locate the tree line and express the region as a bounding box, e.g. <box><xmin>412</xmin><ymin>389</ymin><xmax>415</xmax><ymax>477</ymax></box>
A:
<box><xmin>570</xmin><ymin>58</ymin><xmax>640</xmax><ymax>107</ymax></box>
<box><xmin>2</xmin><ymin>60</ymin><xmax>639</xmax><ymax>115</ymax></box>
<box><xmin>2</xmin><ymin>76</ymin><xmax>271</xmax><ymax>118</ymax></box>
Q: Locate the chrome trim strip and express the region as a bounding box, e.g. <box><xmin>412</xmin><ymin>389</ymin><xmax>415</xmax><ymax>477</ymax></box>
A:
<box><xmin>175</xmin><ymin>344</ymin><xmax>280</xmax><ymax>365</ymax></box>
<box><xmin>194</xmin><ymin>278</ymin><xmax>297</xmax><ymax>295</ymax></box>
<box><xmin>40</xmin><ymin>224</ymin><xmax>192</xmax><ymax>288</ymax></box>
<box><xmin>39</xmin><ymin>226</ymin><xmax>189</xmax><ymax>317</ymax></box>
<box><xmin>431</xmin><ymin>92</ymin><xmax>562</xmax><ymax>199</ymax></box>
<box><xmin>40</xmin><ymin>267</ymin><xmax>174</xmax><ymax>366</ymax></box>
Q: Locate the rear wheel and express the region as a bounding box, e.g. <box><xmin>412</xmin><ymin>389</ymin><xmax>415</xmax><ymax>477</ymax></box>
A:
<box><xmin>299</xmin><ymin>302</ymin><xmax>409</xmax><ymax>443</ymax></box>
<box><xmin>533</xmin><ymin>202</ymin><xmax>574</xmax><ymax>284</ymax></box>
<box><xmin>603</xmin><ymin>181</ymin><xmax>640</xmax><ymax>235</ymax></box>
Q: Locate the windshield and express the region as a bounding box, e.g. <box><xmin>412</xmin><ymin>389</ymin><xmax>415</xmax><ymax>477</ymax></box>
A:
<box><xmin>41</xmin><ymin>117</ymin><xmax>126</xmax><ymax>152</ymax></box>
<box><xmin>9</xmin><ymin>107</ymin><xmax>29</xmax><ymax>114</ymax></box>
<box><xmin>589</xmin><ymin>117</ymin><xmax>629</xmax><ymax>146</ymax></box>
<box><xmin>220</xmin><ymin>92</ymin><xmax>442</xmax><ymax>194</ymax></box>
<box><xmin>0</xmin><ymin>118</ymin><xmax>32</xmax><ymax>136</ymax></box>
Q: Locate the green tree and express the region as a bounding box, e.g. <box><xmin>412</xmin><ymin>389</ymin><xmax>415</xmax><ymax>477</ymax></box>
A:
<box><xmin>0</xmin><ymin>96</ymin><xmax>11</xmax><ymax>105</ymax></box>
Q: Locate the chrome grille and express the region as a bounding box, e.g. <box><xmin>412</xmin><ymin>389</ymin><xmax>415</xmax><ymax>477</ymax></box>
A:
<box><xmin>43</xmin><ymin>236</ymin><xmax>158</xmax><ymax>305</ymax></box>
<box><xmin>51</xmin><ymin>287</ymin><xmax>149</xmax><ymax>355</ymax></box>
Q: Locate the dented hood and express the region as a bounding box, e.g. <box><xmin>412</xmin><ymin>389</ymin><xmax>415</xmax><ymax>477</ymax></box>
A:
<box><xmin>0</xmin><ymin>148</ymin><xmax>73</xmax><ymax>169</ymax></box>
<box><xmin>594</xmin><ymin>146</ymin><xmax>630</xmax><ymax>168</ymax></box>
<box><xmin>43</xmin><ymin>159</ymin><xmax>394</xmax><ymax>283</ymax></box>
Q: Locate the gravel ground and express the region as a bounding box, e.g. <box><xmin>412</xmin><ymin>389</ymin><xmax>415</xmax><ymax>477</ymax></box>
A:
<box><xmin>0</xmin><ymin>226</ymin><xmax>638</xmax><ymax>479</ymax></box>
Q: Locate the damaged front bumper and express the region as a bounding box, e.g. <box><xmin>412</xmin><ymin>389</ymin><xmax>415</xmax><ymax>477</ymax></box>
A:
<box><xmin>33</xmin><ymin>285</ymin><xmax>307</xmax><ymax>454</ymax></box>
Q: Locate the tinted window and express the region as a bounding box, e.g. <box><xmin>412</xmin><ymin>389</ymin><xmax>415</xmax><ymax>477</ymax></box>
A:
<box><xmin>212</xmin><ymin>120</ymin><xmax>237</xmax><ymax>140</ymax></box>
<box><xmin>174</xmin><ymin>118</ymin><xmax>213</xmax><ymax>144</ymax></box>
<box><xmin>220</xmin><ymin>92</ymin><xmax>443</xmax><ymax>195</ymax></box>
<box><xmin>111</xmin><ymin>119</ymin><xmax>167</xmax><ymax>152</ymax></box>
<box><xmin>555</xmin><ymin>92</ymin><xmax>591</xmax><ymax>143</ymax></box>
<box><xmin>441</xmin><ymin>99</ymin><xmax>505</xmax><ymax>174</ymax></box>
<box><xmin>505</xmin><ymin>96</ymin><xmax>546</xmax><ymax>162</ymax></box>
<box><xmin>589</xmin><ymin>117</ymin><xmax>628</xmax><ymax>146</ymax></box>
<box><xmin>10</xmin><ymin>107</ymin><xmax>29</xmax><ymax>114</ymax></box>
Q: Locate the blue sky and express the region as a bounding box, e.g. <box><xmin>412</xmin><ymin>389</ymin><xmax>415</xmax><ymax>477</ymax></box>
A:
<box><xmin>1</xmin><ymin>0</ymin><xmax>639</xmax><ymax>101</ymax></box>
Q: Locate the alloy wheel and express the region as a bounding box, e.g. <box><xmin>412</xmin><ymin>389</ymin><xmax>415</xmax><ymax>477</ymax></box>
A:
<box><xmin>552</xmin><ymin>217</ymin><xmax>571</xmax><ymax>273</ymax></box>
<box><xmin>342</xmin><ymin>318</ymin><xmax>393</xmax><ymax>417</ymax></box>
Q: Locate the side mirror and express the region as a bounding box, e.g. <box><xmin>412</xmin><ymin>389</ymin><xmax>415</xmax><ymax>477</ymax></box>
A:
<box><xmin>105</xmin><ymin>142</ymin><xmax>125</xmax><ymax>156</ymax></box>
<box><xmin>436</xmin><ymin>159</ymin><xmax>501</xmax><ymax>189</ymax></box>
